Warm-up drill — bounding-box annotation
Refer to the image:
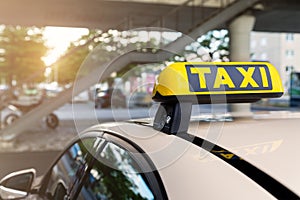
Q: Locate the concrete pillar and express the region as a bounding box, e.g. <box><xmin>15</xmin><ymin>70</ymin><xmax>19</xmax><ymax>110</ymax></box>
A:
<box><xmin>229</xmin><ymin>14</ymin><xmax>255</xmax><ymax>117</ymax></box>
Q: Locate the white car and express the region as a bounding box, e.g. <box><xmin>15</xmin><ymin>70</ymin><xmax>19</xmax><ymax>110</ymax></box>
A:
<box><xmin>0</xmin><ymin>62</ymin><xmax>298</xmax><ymax>200</ymax></box>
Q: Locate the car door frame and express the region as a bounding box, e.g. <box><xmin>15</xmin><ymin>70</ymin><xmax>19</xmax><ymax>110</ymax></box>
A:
<box><xmin>38</xmin><ymin>130</ymin><xmax>168</xmax><ymax>199</ymax></box>
<box><xmin>94</xmin><ymin>130</ymin><xmax>168</xmax><ymax>200</ymax></box>
<box><xmin>37</xmin><ymin>132</ymin><xmax>105</xmax><ymax>199</ymax></box>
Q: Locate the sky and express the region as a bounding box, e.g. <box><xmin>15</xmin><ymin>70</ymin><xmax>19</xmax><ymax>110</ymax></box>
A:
<box><xmin>42</xmin><ymin>26</ymin><xmax>89</xmax><ymax>66</ymax></box>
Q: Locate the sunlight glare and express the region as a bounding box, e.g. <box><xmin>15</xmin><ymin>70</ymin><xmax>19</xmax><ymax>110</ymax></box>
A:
<box><xmin>43</xmin><ymin>26</ymin><xmax>89</xmax><ymax>66</ymax></box>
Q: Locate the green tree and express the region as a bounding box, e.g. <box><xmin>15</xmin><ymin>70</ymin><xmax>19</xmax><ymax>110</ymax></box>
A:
<box><xmin>0</xmin><ymin>26</ymin><xmax>48</xmax><ymax>86</ymax></box>
<box><xmin>54</xmin><ymin>30</ymin><xmax>101</xmax><ymax>84</ymax></box>
<box><xmin>177</xmin><ymin>29</ymin><xmax>230</xmax><ymax>62</ymax></box>
<box><xmin>55</xmin><ymin>29</ymin><xmax>161</xmax><ymax>84</ymax></box>
<box><xmin>56</xmin><ymin>29</ymin><xmax>230</xmax><ymax>84</ymax></box>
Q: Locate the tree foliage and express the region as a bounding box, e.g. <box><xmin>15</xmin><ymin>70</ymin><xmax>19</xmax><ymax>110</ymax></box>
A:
<box><xmin>55</xmin><ymin>30</ymin><xmax>161</xmax><ymax>84</ymax></box>
<box><xmin>0</xmin><ymin>26</ymin><xmax>48</xmax><ymax>86</ymax></box>
<box><xmin>180</xmin><ymin>29</ymin><xmax>230</xmax><ymax>62</ymax></box>
<box><xmin>55</xmin><ymin>29</ymin><xmax>229</xmax><ymax>84</ymax></box>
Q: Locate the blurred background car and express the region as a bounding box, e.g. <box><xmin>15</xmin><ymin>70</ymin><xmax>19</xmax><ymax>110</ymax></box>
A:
<box><xmin>95</xmin><ymin>88</ymin><xmax>126</xmax><ymax>108</ymax></box>
<box><xmin>128</xmin><ymin>92</ymin><xmax>153</xmax><ymax>108</ymax></box>
<box><xmin>73</xmin><ymin>91</ymin><xmax>90</xmax><ymax>103</ymax></box>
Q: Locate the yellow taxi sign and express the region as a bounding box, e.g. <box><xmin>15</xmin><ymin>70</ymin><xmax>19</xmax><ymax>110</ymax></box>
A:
<box><xmin>152</xmin><ymin>62</ymin><xmax>284</xmax><ymax>104</ymax></box>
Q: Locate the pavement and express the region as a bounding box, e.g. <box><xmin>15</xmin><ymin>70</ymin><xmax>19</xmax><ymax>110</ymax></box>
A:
<box><xmin>0</xmin><ymin>117</ymin><xmax>78</xmax><ymax>179</ymax></box>
<box><xmin>0</xmin><ymin>102</ymin><xmax>153</xmax><ymax>153</ymax></box>
<box><xmin>0</xmin><ymin>120</ymin><xmax>78</xmax><ymax>152</ymax></box>
<box><xmin>0</xmin><ymin>151</ymin><xmax>61</xmax><ymax>178</ymax></box>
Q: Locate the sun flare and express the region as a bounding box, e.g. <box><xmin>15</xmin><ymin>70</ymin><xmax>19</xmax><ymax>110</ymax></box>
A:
<box><xmin>42</xmin><ymin>26</ymin><xmax>89</xmax><ymax>66</ymax></box>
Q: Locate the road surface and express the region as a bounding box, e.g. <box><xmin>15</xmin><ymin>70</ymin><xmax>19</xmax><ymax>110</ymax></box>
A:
<box><xmin>0</xmin><ymin>151</ymin><xmax>60</xmax><ymax>178</ymax></box>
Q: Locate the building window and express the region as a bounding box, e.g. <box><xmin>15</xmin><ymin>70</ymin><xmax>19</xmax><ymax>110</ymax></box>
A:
<box><xmin>286</xmin><ymin>33</ymin><xmax>294</xmax><ymax>41</ymax></box>
<box><xmin>286</xmin><ymin>66</ymin><xmax>294</xmax><ymax>73</ymax></box>
<box><xmin>260</xmin><ymin>38</ymin><xmax>267</xmax><ymax>46</ymax></box>
<box><xmin>286</xmin><ymin>49</ymin><xmax>294</xmax><ymax>57</ymax></box>
<box><xmin>261</xmin><ymin>53</ymin><xmax>267</xmax><ymax>60</ymax></box>
<box><xmin>251</xmin><ymin>40</ymin><xmax>257</xmax><ymax>49</ymax></box>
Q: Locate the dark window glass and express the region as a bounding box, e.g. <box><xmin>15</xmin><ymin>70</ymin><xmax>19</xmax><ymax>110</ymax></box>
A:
<box><xmin>77</xmin><ymin>142</ymin><xmax>154</xmax><ymax>200</ymax></box>
<box><xmin>286</xmin><ymin>33</ymin><xmax>294</xmax><ymax>41</ymax></box>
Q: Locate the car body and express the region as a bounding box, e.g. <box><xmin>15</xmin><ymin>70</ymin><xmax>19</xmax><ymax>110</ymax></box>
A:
<box><xmin>1</xmin><ymin>114</ymin><xmax>300</xmax><ymax>199</ymax></box>
<box><xmin>95</xmin><ymin>88</ymin><xmax>127</xmax><ymax>108</ymax></box>
<box><xmin>73</xmin><ymin>91</ymin><xmax>90</xmax><ymax>103</ymax></box>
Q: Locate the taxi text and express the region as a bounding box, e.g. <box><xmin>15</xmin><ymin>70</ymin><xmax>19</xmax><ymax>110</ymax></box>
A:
<box><xmin>185</xmin><ymin>65</ymin><xmax>272</xmax><ymax>92</ymax></box>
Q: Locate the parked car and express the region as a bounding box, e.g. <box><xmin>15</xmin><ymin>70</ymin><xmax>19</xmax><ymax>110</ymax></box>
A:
<box><xmin>73</xmin><ymin>91</ymin><xmax>90</xmax><ymax>103</ymax></box>
<box><xmin>128</xmin><ymin>92</ymin><xmax>153</xmax><ymax>108</ymax></box>
<box><xmin>95</xmin><ymin>88</ymin><xmax>126</xmax><ymax>108</ymax></box>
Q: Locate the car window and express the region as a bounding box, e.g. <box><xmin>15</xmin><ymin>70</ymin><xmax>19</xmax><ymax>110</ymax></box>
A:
<box><xmin>43</xmin><ymin>137</ymin><xmax>101</xmax><ymax>200</ymax></box>
<box><xmin>77</xmin><ymin>141</ymin><xmax>155</xmax><ymax>200</ymax></box>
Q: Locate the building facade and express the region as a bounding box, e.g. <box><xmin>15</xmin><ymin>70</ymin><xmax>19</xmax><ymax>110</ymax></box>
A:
<box><xmin>250</xmin><ymin>32</ymin><xmax>300</xmax><ymax>93</ymax></box>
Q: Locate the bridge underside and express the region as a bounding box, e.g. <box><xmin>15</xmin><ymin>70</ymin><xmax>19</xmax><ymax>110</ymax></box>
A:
<box><xmin>1</xmin><ymin>0</ymin><xmax>300</xmax><ymax>33</ymax></box>
<box><xmin>254</xmin><ymin>0</ymin><xmax>300</xmax><ymax>33</ymax></box>
<box><xmin>1</xmin><ymin>0</ymin><xmax>218</xmax><ymax>32</ymax></box>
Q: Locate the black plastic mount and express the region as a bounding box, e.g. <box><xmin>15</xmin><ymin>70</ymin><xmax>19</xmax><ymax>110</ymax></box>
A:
<box><xmin>152</xmin><ymin>91</ymin><xmax>283</xmax><ymax>104</ymax></box>
<box><xmin>153</xmin><ymin>102</ymin><xmax>192</xmax><ymax>135</ymax></box>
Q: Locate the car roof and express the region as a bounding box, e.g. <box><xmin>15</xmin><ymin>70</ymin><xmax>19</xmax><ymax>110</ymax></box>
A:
<box><xmin>84</xmin><ymin>113</ymin><xmax>300</xmax><ymax>199</ymax></box>
<box><xmin>188</xmin><ymin>114</ymin><xmax>300</xmax><ymax>198</ymax></box>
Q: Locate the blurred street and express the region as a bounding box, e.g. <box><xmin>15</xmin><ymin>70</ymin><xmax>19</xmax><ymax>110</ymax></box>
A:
<box><xmin>0</xmin><ymin>151</ymin><xmax>60</xmax><ymax>178</ymax></box>
<box><xmin>0</xmin><ymin>101</ymin><xmax>299</xmax><ymax>179</ymax></box>
<box><xmin>0</xmin><ymin>101</ymin><xmax>229</xmax><ymax>176</ymax></box>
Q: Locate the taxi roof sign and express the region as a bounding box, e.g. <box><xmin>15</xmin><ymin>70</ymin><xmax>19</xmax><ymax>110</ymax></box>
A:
<box><xmin>152</xmin><ymin>62</ymin><xmax>284</xmax><ymax>104</ymax></box>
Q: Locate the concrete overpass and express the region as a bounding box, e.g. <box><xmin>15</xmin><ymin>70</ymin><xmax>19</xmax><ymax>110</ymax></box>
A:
<box><xmin>1</xmin><ymin>0</ymin><xmax>300</xmax><ymax>33</ymax></box>
<box><xmin>0</xmin><ymin>0</ymin><xmax>234</xmax><ymax>32</ymax></box>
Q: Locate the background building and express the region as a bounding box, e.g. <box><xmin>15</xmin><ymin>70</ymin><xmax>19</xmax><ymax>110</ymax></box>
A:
<box><xmin>251</xmin><ymin>32</ymin><xmax>300</xmax><ymax>94</ymax></box>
